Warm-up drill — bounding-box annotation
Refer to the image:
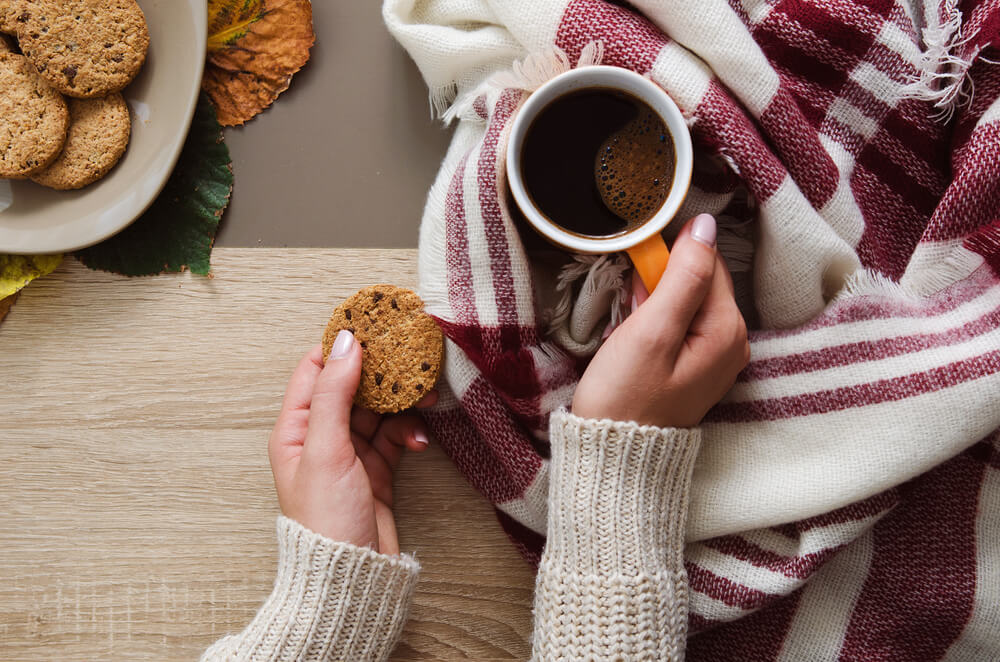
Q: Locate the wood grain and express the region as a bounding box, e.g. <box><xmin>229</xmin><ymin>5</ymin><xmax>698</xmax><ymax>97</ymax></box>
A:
<box><xmin>0</xmin><ymin>249</ymin><xmax>534</xmax><ymax>661</ymax></box>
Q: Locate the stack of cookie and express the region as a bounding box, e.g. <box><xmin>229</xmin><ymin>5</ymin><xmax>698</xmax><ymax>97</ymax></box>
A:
<box><xmin>0</xmin><ymin>0</ymin><xmax>148</xmax><ymax>190</ymax></box>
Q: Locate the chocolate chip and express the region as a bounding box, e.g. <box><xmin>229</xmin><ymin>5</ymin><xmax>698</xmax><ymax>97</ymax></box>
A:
<box><xmin>344</xmin><ymin>309</ymin><xmax>351</xmax><ymax>320</ymax></box>
<box><xmin>391</xmin><ymin>298</ymin><xmax>398</xmax><ymax>310</ymax></box>
<box><xmin>415</xmin><ymin>384</ymin><xmax>424</xmax><ymax>391</ymax></box>
<box><xmin>360</xmin><ymin>341</ymin><xmax>367</xmax><ymax>349</ymax></box>
<box><xmin>374</xmin><ymin>373</ymin><xmax>384</xmax><ymax>386</ymax></box>
<box><xmin>111</xmin><ymin>55</ymin><xmax>124</xmax><ymax>63</ymax></box>
<box><xmin>17</xmin><ymin>12</ymin><xmax>30</xmax><ymax>22</ymax></box>
<box><xmin>62</xmin><ymin>65</ymin><xmax>77</xmax><ymax>84</ymax></box>
<box><xmin>391</xmin><ymin>382</ymin><xmax>400</xmax><ymax>394</ymax></box>
<box><xmin>420</xmin><ymin>362</ymin><xmax>430</xmax><ymax>371</ymax></box>
<box><xmin>372</xmin><ymin>292</ymin><xmax>384</xmax><ymax>303</ymax></box>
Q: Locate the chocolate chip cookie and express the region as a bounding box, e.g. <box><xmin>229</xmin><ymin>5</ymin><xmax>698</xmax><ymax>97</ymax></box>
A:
<box><xmin>0</xmin><ymin>52</ymin><xmax>68</xmax><ymax>178</ymax></box>
<box><xmin>322</xmin><ymin>285</ymin><xmax>444</xmax><ymax>413</ymax></box>
<box><xmin>0</xmin><ymin>0</ymin><xmax>20</xmax><ymax>35</ymax></box>
<box><xmin>30</xmin><ymin>92</ymin><xmax>130</xmax><ymax>189</ymax></box>
<box><xmin>15</xmin><ymin>0</ymin><xmax>149</xmax><ymax>98</ymax></box>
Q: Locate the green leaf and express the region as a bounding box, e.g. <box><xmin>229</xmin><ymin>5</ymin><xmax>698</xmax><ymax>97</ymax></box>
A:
<box><xmin>74</xmin><ymin>94</ymin><xmax>233</xmax><ymax>276</ymax></box>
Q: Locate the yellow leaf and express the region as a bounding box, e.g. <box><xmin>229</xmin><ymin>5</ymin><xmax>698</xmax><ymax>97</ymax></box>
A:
<box><xmin>203</xmin><ymin>0</ymin><xmax>315</xmax><ymax>127</ymax></box>
<box><xmin>0</xmin><ymin>254</ymin><xmax>63</xmax><ymax>299</ymax></box>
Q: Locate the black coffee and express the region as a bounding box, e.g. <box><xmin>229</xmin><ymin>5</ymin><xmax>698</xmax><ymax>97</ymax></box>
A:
<box><xmin>520</xmin><ymin>87</ymin><xmax>675</xmax><ymax>237</ymax></box>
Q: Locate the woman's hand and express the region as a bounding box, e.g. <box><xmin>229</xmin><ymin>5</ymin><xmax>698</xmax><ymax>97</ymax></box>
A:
<box><xmin>573</xmin><ymin>214</ymin><xmax>750</xmax><ymax>428</ymax></box>
<box><xmin>267</xmin><ymin>335</ymin><xmax>435</xmax><ymax>555</ymax></box>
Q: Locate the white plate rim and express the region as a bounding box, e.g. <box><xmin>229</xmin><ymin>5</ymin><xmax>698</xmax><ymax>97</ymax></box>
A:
<box><xmin>0</xmin><ymin>0</ymin><xmax>207</xmax><ymax>255</ymax></box>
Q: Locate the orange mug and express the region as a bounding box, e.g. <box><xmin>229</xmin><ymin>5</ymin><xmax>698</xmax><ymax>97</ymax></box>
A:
<box><xmin>506</xmin><ymin>66</ymin><xmax>693</xmax><ymax>291</ymax></box>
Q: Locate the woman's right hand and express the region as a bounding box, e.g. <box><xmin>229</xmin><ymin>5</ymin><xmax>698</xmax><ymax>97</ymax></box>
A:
<box><xmin>572</xmin><ymin>214</ymin><xmax>750</xmax><ymax>429</ymax></box>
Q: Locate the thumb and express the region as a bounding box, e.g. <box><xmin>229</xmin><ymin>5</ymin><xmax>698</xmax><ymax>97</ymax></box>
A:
<box><xmin>303</xmin><ymin>330</ymin><xmax>362</xmax><ymax>468</ymax></box>
<box><xmin>642</xmin><ymin>214</ymin><xmax>717</xmax><ymax>353</ymax></box>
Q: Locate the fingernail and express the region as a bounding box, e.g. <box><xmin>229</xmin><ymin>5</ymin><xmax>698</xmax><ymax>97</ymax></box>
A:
<box><xmin>329</xmin><ymin>329</ymin><xmax>354</xmax><ymax>359</ymax></box>
<box><xmin>691</xmin><ymin>213</ymin><xmax>717</xmax><ymax>247</ymax></box>
<box><xmin>631</xmin><ymin>293</ymin><xmax>639</xmax><ymax>313</ymax></box>
<box><xmin>413</xmin><ymin>430</ymin><xmax>429</xmax><ymax>446</ymax></box>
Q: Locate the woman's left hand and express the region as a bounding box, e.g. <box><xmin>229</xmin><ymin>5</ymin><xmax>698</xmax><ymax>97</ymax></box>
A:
<box><xmin>267</xmin><ymin>334</ymin><xmax>435</xmax><ymax>555</ymax></box>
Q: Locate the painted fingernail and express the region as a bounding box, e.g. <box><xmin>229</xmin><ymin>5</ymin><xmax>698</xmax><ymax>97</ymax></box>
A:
<box><xmin>329</xmin><ymin>329</ymin><xmax>355</xmax><ymax>359</ymax></box>
<box><xmin>631</xmin><ymin>293</ymin><xmax>639</xmax><ymax>313</ymax></box>
<box><xmin>691</xmin><ymin>213</ymin><xmax>717</xmax><ymax>247</ymax></box>
<box><xmin>413</xmin><ymin>430</ymin><xmax>430</xmax><ymax>446</ymax></box>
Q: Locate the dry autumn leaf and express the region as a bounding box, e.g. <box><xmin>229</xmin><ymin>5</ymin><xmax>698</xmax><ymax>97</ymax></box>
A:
<box><xmin>0</xmin><ymin>253</ymin><xmax>62</xmax><ymax>325</ymax></box>
<box><xmin>203</xmin><ymin>0</ymin><xmax>315</xmax><ymax>127</ymax></box>
<box><xmin>0</xmin><ymin>293</ymin><xmax>16</xmax><ymax>325</ymax></box>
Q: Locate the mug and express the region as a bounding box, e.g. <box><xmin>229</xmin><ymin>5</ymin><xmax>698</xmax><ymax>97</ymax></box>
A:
<box><xmin>506</xmin><ymin>65</ymin><xmax>693</xmax><ymax>291</ymax></box>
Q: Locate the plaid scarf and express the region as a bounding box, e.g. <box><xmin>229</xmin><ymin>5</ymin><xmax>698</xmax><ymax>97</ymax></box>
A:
<box><xmin>386</xmin><ymin>0</ymin><xmax>1000</xmax><ymax>657</ymax></box>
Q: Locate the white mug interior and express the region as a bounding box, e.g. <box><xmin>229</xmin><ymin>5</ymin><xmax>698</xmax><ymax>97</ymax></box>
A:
<box><xmin>506</xmin><ymin>66</ymin><xmax>693</xmax><ymax>254</ymax></box>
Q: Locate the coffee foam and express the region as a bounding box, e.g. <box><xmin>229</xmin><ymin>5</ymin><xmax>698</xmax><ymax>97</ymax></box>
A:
<box><xmin>595</xmin><ymin>107</ymin><xmax>675</xmax><ymax>225</ymax></box>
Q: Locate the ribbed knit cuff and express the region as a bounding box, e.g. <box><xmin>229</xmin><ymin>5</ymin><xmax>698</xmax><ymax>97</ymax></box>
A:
<box><xmin>545</xmin><ymin>409</ymin><xmax>701</xmax><ymax>574</ymax></box>
<box><xmin>531</xmin><ymin>409</ymin><xmax>701</xmax><ymax>662</ymax></box>
<box><xmin>202</xmin><ymin>516</ymin><xmax>420</xmax><ymax>662</ymax></box>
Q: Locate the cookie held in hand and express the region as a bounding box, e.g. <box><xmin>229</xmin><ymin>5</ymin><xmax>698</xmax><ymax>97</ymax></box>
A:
<box><xmin>322</xmin><ymin>285</ymin><xmax>443</xmax><ymax>414</ymax></box>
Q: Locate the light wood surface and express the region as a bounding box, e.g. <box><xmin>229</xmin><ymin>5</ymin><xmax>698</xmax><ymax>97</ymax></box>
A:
<box><xmin>0</xmin><ymin>249</ymin><xmax>535</xmax><ymax>661</ymax></box>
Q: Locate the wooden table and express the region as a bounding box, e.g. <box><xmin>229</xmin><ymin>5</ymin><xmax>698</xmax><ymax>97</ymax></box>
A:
<box><xmin>0</xmin><ymin>250</ymin><xmax>535</xmax><ymax>660</ymax></box>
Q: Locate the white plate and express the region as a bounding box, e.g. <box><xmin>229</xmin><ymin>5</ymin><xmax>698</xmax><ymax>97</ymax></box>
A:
<box><xmin>0</xmin><ymin>0</ymin><xmax>206</xmax><ymax>254</ymax></box>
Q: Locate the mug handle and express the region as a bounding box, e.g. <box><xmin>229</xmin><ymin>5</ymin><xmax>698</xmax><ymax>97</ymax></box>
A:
<box><xmin>627</xmin><ymin>233</ymin><xmax>670</xmax><ymax>292</ymax></box>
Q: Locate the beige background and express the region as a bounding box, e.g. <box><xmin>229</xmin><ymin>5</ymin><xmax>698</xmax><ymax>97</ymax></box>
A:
<box><xmin>214</xmin><ymin>1</ymin><xmax>453</xmax><ymax>249</ymax></box>
<box><xmin>0</xmin><ymin>250</ymin><xmax>535</xmax><ymax>660</ymax></box>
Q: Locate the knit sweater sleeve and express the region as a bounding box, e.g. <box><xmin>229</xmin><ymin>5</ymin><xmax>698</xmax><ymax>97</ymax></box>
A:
<box><xmin>200</xmin><ymin>515</ymin><xmax>420</xmax><ymax>662</ymax></box>
<box><xmin>531</xmin><ymin>409</ymin><xmax>701</xmax><ymax>662</ymax></box>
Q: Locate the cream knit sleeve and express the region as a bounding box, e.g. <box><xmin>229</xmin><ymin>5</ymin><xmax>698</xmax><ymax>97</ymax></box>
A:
<box><xmin>201</xmin><ymin>516</ymin><xmax>420</xmax><ymax>662</ymax></box>
<box><xmin>531</xmin><ymin>409</ymin><xmax>701</xmax><ymax>662</ymax></box>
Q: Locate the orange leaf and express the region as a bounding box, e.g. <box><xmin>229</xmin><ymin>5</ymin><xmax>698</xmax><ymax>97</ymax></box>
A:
<box><xmin>0</xmin><ymin>293</ymin><xmax>16</xmax><ymax>325</ymax></box>
<box><xmin>202</xmin><ymin>0</ymin><xmax>315</xmax><ymax>127</ymax></box>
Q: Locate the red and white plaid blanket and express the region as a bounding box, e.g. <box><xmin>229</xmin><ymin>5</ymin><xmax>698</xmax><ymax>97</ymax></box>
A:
<box><xmin>387</xmin><ymin>0</ymin><xmax>1000</xmax><ymax>657</ymax></box>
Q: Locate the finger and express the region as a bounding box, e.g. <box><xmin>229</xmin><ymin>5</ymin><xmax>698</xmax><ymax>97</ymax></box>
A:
<box><xmin>687</xmin><ymin>252</ymin><xmax>749</xmax><ymax>360</ymax></box>
<box><xmin>280</xmin><ymin>345</ymin><xmax>325</xmax><ymax>412</ymax></box>
<box><xmin>642</xmin><ymin>214</ymin><xmax>718</xmax><ymax>351</ymax></box>
<box><xmin>352</xmin><ymin>432</ymin><xmax>394</xmax><ymax>505</ymax></box>
<box><xmin>415</xmin><ymin>389</ymin><xmax>439</xmax><ymax>408</ymax></box>
<box><xmin>375</xmin><ymin>501</ymin><xmax>400</xmax><ymax>556</ymax></box>
<box><xmin>715</xmin><ymin>251</ymin><xmax>735</xmax><ymax>297</ymax></box>
<box><xmin>350</xmin><ymin>406</ymin><xmax>381</xmax><ymax>441</ymax></box>
<box><xmin>302</xmin><ymin>330</ymin><xmax>362</xmax><ymax>469</ymax></box>
<box><xmin>351</xmin><ymin>414</ymin><xmax>430</xmax><ymax>506</ymax></box>
<box><xmin>690</xmin><ymin>252</ymin><xmax>741</xmax><ymax>336</ymax></box>
<box><xmin>351</xmin><ymin>388</ymin><xmax>437</xmax><ymax>439</ymax></box>
<box><xmin>269</xmin><ymin>346</ymin><xmax>324</xmax><ymax>474</ymax></box>
<box><xmin>631</xmin><ymin>269</ymin><xmax>650</xmax><ymax>312</ymax></box>
<box><xmin>373</xmin><ymin>414</ymin><xmax>431</xmax><ymax>462</ymax></box>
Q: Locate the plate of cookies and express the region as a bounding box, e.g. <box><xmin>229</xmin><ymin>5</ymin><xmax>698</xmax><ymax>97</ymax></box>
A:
<box><xmin>0</xmin><ymin>0</ymin><xmax>206</xmax><ymax>254</ymax></box>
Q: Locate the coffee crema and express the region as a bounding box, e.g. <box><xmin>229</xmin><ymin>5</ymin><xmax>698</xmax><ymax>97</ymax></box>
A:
<box><xmin>520</xmin><ymin>87</ymin><xmax>676</xmax><ymax>238</ymax></box>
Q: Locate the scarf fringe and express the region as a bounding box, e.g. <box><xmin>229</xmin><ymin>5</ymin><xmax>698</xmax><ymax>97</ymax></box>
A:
<box><xmin>964</xmin><ymin>221</ymin><xmax>1000</xmax><ymax>276</ymax></box>
<box><xmin>544</xmin><ymin>254</ymin><xmax>630</xmax><ymax>335</ymax></box>
<box><xmin>899</xmin><ymin>0</ymin><xmax>979</xmax><ymax>122</ymax></box>
<box><xmin>838</xmin><ymin>240</ymin><xmax>985</xmax><ymax>302</ymax></box>
<box><xmin>442</xmin><ymin>42</ymin><xmax>605</xmax><ymax>124</ymax></box>
<box><xmin>836</xmin><ymin>269</ymin><xmax>923</xmax><ymax>302</ymax></box>
<box><xmin>429</xmin><ymin>81</ymin><xmax>459</xmax><ymax>120</ymax></box>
